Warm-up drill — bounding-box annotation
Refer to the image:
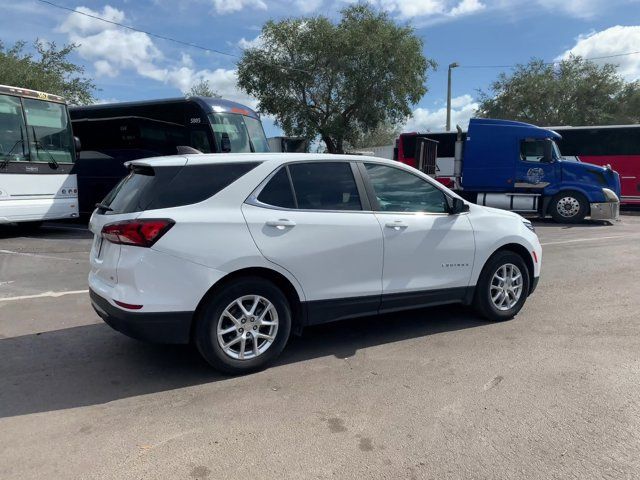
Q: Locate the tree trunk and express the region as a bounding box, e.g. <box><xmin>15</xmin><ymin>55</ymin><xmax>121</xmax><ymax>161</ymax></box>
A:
<box><xmin>322</xmin><ymin>135</ymin><xmax>337</xmax><ymax>153</ymax></box>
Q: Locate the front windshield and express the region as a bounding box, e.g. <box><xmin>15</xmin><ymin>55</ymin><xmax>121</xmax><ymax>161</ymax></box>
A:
<box><xmin>244</xmin><ymin>116</ymin><xmax>269</xmax><ymax>152</ymax></box>
<box><xmin>552</xmin><ymin>141</ymin><xmax>563</xmax><ymax>160</ymax></box>
<box><xmin>0</xmin><ymin>94</ymin><xmax>28</xmax><ymax>162</ymax></box>
<box><xmin>208</xmin><ymin>112</ymin><xmax>269</xmax><ymax>153</ymax></box>
<box><xmin>23</xmin><ymin>98</ymin><xmax>74</xmax><ymax>163</ymax></box>
<box><xmin>554</xmin><ymin>140</ymin><xmax>579</xmax><ymax>162</ymax></box>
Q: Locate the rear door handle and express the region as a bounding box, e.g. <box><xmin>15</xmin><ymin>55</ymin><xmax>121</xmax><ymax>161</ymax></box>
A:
<box><xmin>385</xmin><ymin>221</ymin><xmax>408</xmax><ymax>230</ymax></box>
<box><xmin>266</xmin><ymin>219</ymin><xmax>296</xmax><ymax>229</ymax></box>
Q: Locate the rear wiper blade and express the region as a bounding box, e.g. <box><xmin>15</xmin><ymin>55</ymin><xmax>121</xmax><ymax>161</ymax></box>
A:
<box><xmin>95</xmin><ymin>202</ymin><xmax>113</xmax><ymax>212</ymax></box>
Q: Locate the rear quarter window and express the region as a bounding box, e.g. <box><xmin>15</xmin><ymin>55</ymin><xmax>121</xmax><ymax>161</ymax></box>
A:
<box><xmin>102</xmin><ymin>162</ymin><xmax>259</xmax><ymax>214</ymax></box>
<box><xmin>150</xmin><ymin>162</ymin><xmax>259</xmax><ymax>210</ymax></box>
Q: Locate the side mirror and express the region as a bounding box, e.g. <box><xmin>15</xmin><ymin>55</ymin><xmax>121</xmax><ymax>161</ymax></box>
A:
<box><xmin>220</xmin><ymin>132</ymin><xmax>231</xmax><ymax>153</ymax></box>
<box><xmin>448</xmin><ymin>197</ymin><xmax>469</xmax><ymax>215</ymax></box>
<box><xmin>543</xmin><ymin>138</ymin><xmax>554</xmax><ymax>163</ymax></box>
<box><xmin>74</xmin><ymin>136</ymin><xmax>82</xmax><ymax>161</ymax></box>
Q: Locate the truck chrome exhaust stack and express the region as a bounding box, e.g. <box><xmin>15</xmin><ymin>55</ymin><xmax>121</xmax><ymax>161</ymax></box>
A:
<box><xmin>454</xmin><ymin>124</ymin><xmax>463</xmax><ymax>190</ymax></box>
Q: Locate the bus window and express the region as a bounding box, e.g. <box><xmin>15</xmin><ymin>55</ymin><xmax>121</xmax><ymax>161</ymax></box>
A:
<box><xmin>23</xmin><ymin>98</ymin><xmax>74</xmax><ymax>163</ymax></box>
<box><xmin>244</xmin><ymin>116</ymin><xmax>269</xmax><ymax>152</ymax></box>
<box><xmin>190</xmin><ymin>130</ymin><xmax>212</xmax><ymax>153</ymax></box>
<box><xmin>209</xmin><ymin>113</ymin><xmax>251</xmax><ymax>153</ymax></box>
<box><xmin>0</xmin><ymin>94</ymin><xmax>29</xmax><ymax>162</ymax></box>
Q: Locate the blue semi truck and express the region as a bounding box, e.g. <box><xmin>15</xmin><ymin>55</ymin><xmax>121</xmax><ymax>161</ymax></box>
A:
<box><xmin>396</xmin><ymin>118</ymin><xmax>621</xmax><ymax>223</ymax></box>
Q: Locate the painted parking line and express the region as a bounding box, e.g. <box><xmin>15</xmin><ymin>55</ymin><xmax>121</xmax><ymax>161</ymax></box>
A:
<box><xmin>0</xmin><ymin>290</ymin><xmax>89</xmax><ymax>302</ymax></box>
<box><xmin>541</xmin><ymin>235</ymin><xmax>629</xmax><ymax>246</ymax></box>
<box><xmin>0</xmin><ymin>249</ymin><xmax>80</xmax><ymax>262</ymax></box>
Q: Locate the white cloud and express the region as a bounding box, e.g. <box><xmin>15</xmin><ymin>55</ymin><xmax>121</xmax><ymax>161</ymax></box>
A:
<box><xmin>358</xmin><ymin>0</ymin><xmax>486</xmax><ymax>19</ymax></box>
<box><xmin>295</xmin><ymin>0</ymin><xmax>324</xmax><ymax>13</ymax></box>
<box><xmin>449</xmin><ymin>0</ymin><xmax>486</xmax><ymax>16</ymax></box>
<box><xmin>358</xmin><ymin>0</ymin><xmax>634</xmax><ymax>22</ymax></box>
<box><xmin>366</xmin><ymin>0</ymin><xmax>446</xmax><ymax>18</ymax></box>
<box><xmin>58</xmin><ymin>5</ymin><xmax>258</xmax><ymax>107</ymax></box>
<box><xmin>59</xmin><ymin>5</ymin><xmax>125</xmax><ymax>35</ymax></box>
<box><xmin>237</xmin><ymin>34</ymin><xmax>264</xmax><ymax>50</ymax></box>
<box><xmin>534</xmin><ymin>0</ymin><xmax>603</xmax><ymax>18</ymax></box>
<box><xmin>210</xmin><ymin>0</ymin><xmax>267</xmax><ymax>14</ymax></box>
<box><xmin>405</xmin><ymin>95</ymin><xmax>478</xmax><ymax>132</ymax></box>
<box><xmin>557</xmin><ymin>25</ymin><xmax>640</xmax><ymax>81</ymax></box>
<box><xmin>59</xmin><ymin>6</ymin><xmax>164</xmax><ymax>79</ymax></box>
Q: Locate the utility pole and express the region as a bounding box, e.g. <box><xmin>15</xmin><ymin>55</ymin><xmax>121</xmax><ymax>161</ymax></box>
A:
<box><xmin>446</xmin><ymin>62</ymin><xmax>459</xmax><ymax>132</ymax></box>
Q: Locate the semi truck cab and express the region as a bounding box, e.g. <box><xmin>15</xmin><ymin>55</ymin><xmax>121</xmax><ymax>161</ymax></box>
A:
<box><xmin>406</xmin><ymin>118</ymin><xmax>621</xmax><ymax>223</ymax></box>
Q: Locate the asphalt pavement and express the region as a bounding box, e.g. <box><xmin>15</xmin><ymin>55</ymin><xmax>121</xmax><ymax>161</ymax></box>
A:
<box><xmin>1</xmin><ymin>216</ymin><xmax>639</xmax><ymax>479</ymax></box>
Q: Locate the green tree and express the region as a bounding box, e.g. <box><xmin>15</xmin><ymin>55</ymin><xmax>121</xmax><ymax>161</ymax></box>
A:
<box><xmin>187</xmin><ymin>79</ymin><xmax>221</xmax><ymax>98</ymax></box>
<box><xmin>477</xmin><ymin>56</ymin><xmax>640</xmax><ymax>126</ymax></box>
<box><xmin>347</xmin><ymin>120</ymin><xmax>401</xmax><ymax>149</ymax></box>
<box><xmin>237</xmin><ymin>4</ymin><xmax>434</xmax><ymax>153</ymax></box>
<box><xmin>0</xmin><ymin>40</ymin><xmax>96</xmax><ymax>105</ymax></box>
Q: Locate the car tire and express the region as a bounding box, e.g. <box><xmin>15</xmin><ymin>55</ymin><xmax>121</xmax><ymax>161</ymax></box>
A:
<box><xmin>195</xmin><ymin>277</ymin><xmax>292</xmax><ymax>375</ymax></box>
<box><xmin>473</xmin><ymin>251</ymin><xmax>531</xmax><ymax>322</ymax></box>
<box><xmin>550</xmin><ymin>191</ymin><xmax>588</xmax><ymax>223</ymax></box>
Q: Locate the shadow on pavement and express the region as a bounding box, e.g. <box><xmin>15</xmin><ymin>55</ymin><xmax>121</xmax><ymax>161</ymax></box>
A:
<box><xmin>0</xmin><ymin>223</ymin><xmax>92</xmax><ymax>240</ymax></box>
<box><xmin>0</xmin><ymin>304</ymin><xmax>486</xmax><ymax>418</ymax></box>
<box><xmin>530</xmin><ymin>218</ymin><xmax>613</xmax><ymax>229</ymax></box>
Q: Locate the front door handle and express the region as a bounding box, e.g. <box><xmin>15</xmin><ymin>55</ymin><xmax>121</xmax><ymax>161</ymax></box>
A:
<box><xmin>385</xmin><ymin>221</ymin><xmax>408</xmax><ymax>230</ymax></box>
<box><xmin>266</xmin><ymin>219</ymin><xmax>296</xmax><ymax>229</ymax></box>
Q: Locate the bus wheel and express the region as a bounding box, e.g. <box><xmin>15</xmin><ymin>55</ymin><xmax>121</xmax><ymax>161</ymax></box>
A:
<box><xmin>550</xmin><ymin>191</ymin><xmax>588</xmax><ymax>223</ymax></box>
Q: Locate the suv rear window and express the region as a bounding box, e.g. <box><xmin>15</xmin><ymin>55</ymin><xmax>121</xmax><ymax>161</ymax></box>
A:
<box><xmin>101</xmin><ymin>162</ymin><xmax>259</xmax><ymax>214</ymax></box>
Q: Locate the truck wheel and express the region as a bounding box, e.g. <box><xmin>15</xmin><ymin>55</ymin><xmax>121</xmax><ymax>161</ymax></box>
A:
<box><xmin>473</xmin><ymin>251</ymin><xmax>530</xmax><ymax>322</ymax></box>
<box><xmin>195</xmin><ymin>277</ymin><xmax>292</xmax><ymax>375</ymax></box>
<box><xmin>550</xmin><ymin>191</ymin><xmax>588</xmax><ymax>223</ymax></box>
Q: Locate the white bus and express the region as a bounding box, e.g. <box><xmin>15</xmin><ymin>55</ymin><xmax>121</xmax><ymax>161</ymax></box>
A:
<box><xmin>0</xmin><ymin>85</ymin><xmax>78</xmax><ymax>227</ymax></box>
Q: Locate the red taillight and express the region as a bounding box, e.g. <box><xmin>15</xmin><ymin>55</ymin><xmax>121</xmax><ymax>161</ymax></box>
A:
<box><xmin>532</xmin><ymin>250</ymin><xmax>538</xmax><ymax>263</ymax></box>
<box><xmin>114</xmin><ymin>300</ymin><xmax>143</xmax><ymax>310</ymax></box>
<box><xmin>102</xmin><ymin>219</ymin><xmax>174</xmax><ymax>247</ymax></box>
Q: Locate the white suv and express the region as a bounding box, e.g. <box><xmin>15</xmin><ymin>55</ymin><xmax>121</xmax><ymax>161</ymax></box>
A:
<box><xmin>89</xmin><ymin>153</ymin><xmax>541</xmax><ymax>374</ymax></box>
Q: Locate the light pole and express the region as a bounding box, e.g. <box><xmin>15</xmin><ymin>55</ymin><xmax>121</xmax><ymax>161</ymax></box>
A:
<box><xmin>446</xmin><ymin>62</ymin><xmax>459</xmax><ymax>132</ymax></box>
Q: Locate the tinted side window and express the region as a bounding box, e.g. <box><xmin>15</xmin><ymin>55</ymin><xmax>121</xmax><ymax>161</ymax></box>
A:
<box><xmin>289</xmin><ymin>162</ymin><xmax>362</xmax><ymax>211</ymax></box>
<box><xmin>364</xmin><ymin>163</ymin><xmax>447</xmax><ymax>213</ymax></box>
<box><xmin>150</xmin><ymin>162</ymin><xmax>259</xmax><ymax>210</ymax></box>
<box><xmin>520</xmin><ymin>140</ymin><xmax>546</xmax><ymax>162</ymax></box>
<box><xmin>102</xmin><ymin>165</ymin><xmax>181</xmax><ymax>214</ymax></box>
<box><xmin>257</xmin><ymin>168</ymin><xmax>296</xmax><ymax>208</ymax></box>
<box><xmin>103</xmin><ymin>162</ymin><xmax>259</xmax><ymax>214</ymax></box>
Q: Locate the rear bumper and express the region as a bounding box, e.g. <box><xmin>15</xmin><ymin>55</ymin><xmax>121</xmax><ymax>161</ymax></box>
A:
<box><xmin>590</xmin><ymin>201</ymin><xmax>620</xmax><ymax>221</ymax></box>
<box><xmin>90</xmin><ymin>289</ymin><xmax>193</xmax><ymax>344</ymax></box>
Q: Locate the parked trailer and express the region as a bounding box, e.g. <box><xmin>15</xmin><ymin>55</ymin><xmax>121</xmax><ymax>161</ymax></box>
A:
<box><xmin>268</xmin><ymin>136</ymin><xmax>309</xmax><ymax>153</ymax></box>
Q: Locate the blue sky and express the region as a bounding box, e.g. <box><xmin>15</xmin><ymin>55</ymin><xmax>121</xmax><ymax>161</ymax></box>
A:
<box><xmin>3</xmin><ymin>0</ymin><xmax>640</xmax><ymax>137</ymax></box>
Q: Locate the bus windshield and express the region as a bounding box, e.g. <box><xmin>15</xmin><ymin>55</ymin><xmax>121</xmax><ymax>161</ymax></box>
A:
<box><xmin>209</xmin><ymin>112</ymin><xmax>269</xmax><ymax>153</ymax></box>
<box><xmin>23</xmin><ymin>98</ymin><xmax>75</xmax><ymax>163</ymax></box>
<box><xmin>0</xmin><ymin>94</ymin><xmax>28</xmax><ymax>163</ymax></box>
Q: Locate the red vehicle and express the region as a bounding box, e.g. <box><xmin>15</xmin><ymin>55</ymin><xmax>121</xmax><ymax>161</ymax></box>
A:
<box><xmin>396</xmin><ymin>125</ymin><xmax>639</xmax><ymax>206</ymax></box>
<box><xmin>551</xmin><ymin>125</ymin><xmax>640</xmax><ymax>206</ymax></box>
<box><xmin>394</xmin><ymin>131</ymin><xmax>458</xmax><ymax>188</ymax></box>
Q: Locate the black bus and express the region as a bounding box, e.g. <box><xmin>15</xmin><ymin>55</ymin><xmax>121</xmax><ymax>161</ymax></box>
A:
<box><xmin>70</xmin><ymin>96</ymin><xmax>269</xmax><ymax>215</ymax></box>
